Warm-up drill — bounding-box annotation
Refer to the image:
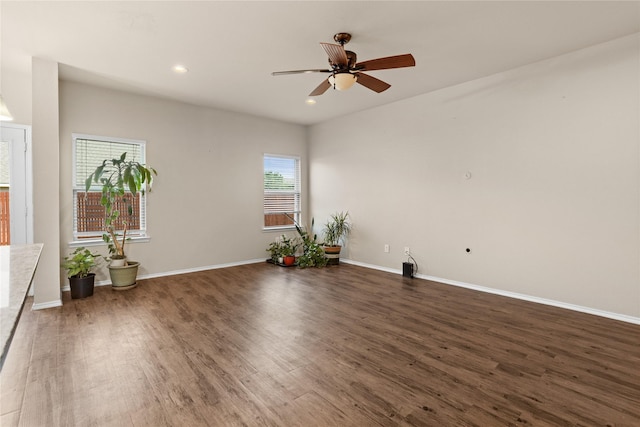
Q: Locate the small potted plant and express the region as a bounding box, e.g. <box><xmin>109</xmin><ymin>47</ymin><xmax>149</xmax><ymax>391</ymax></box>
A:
<box><xmin>323</xmin><ymin>211</ymin><xmax>351</xmax><ymax>265</ymax></box>
<box><xmin>267</xmin><ymin>239</ymin><xmax>285</xmax><ymax>264</ymax></box>
<box><xmin>266</xmin><ymin>234</ymin><xmax>299</xmax><ymax>266</ymax></box>
<box><xmin>61</xmin><ymin>247</ymin><xmax>101</xmax><ymax>299</ymax></box>
<box><xmin>85</xmin><ymin>152</ymin><xmax>157</xmax><ymax>289</ymax></box>
<box><xmin>280</xmin><ymin>235</ymin><xmax>299</xmax><ymax>266</ymax></box>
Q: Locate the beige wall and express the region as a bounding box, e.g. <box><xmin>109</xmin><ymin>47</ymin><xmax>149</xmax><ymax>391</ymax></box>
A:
<box><xmin>309</xmin><ymin>34</ymin><xmax>640</xmax><ymax>318</ymax></box>
<box><xmin>0</xmin><ymin>67</ymin><xmax>32</xmax><ymax>126</ymax></box>
<box><xmin>59</xmin><ymin>81</ymin><xmax>307</xmax><ymax>282</ymax></box>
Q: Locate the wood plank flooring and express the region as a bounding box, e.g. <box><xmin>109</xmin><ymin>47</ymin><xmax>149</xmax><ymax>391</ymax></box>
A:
<box><xmin>1</xmin><ymin>263</ymin><xmax>639</xmax><ymax>426</ymax></box>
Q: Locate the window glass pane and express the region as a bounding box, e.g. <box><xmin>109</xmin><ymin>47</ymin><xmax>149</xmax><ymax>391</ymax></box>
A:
<box><xmin>264</xmin><ymin>154</ymin><xmax>300</xmax><ymax>228</ymax></box>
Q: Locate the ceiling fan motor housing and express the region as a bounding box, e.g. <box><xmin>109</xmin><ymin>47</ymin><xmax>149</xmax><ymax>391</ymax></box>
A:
<box><xmin>346</xmin><ymin>51</ymin><xmax>357</xmax><ymax>68</ymax></box>
<box><xmin>328</xmin><ymin>51</ymin><xmax>357</xmax><ymax>70</ymax></box>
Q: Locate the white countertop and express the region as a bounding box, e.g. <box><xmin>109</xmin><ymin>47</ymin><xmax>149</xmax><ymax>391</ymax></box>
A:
<box><xmin>0</xmin><ymin>243</ymin><xmax>43</xmax><ymax>364</ymax></box>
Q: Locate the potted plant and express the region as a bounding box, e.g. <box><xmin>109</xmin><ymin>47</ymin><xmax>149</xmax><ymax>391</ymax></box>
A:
<box><xmin>323</xmin><ymin>211</ymin><xmax>351</xmax><ymax>265</ymax></box>
<box><xmin>294</xmin><ymin>217</ymin><xmax>328</xmax><ymax>268</ymax></box>
<box><xmin>85</xmin><ymin>152</ymin><xmax>156</xmax><ymax>290</ymax></box>
<box><xmin>61</xmin><ymin>247</ymin><xmax>101</xmax><ymax>299</ymax></box>
<box><xmin>267</xmin><ymin>239</ymin><xmax>285</xmax><ymax>264</ymax></box>
<box><xmin>266</xmin><ymin>234</ymin><xmax>299</xmax><ymax>266</ymax></box>
<box><xmin>280</xmin><ymin>235</ymin><xmax>299</xmax><ymax>266</ymax></box>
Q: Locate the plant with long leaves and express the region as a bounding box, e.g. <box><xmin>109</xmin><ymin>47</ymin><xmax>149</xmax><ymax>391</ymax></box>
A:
<box><xmin>84</xmin><ymin>152</ymin><xmax>157</xmax><ymax>261</ymax></box>
<box><xmin>323</xmin><ymin>211</ymin><xmax>351</xmax><ymax>247</ymax></box>
<box><xmin>290</xmin><ymin>216</ymin><xmax>327</xmax><ymax>268</ymax></box>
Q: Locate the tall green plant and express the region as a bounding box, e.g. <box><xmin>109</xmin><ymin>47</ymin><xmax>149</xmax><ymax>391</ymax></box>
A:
<box><xmin>323</xmin><ymin>211</ymin><xmax>351</xmax><ymax>247</ymax></box>
<box><xmin>84</xmin><ymin>152</ymin><xmax>156</xmax><ymax>259</ymax></box>
<box><xmin>293</xmin><ymin>217</ymin><xmax>327</xmax><ymax>268</ymax></box>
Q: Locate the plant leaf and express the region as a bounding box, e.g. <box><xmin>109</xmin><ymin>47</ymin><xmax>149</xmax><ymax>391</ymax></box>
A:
<box><xmin>85</xmin><ymin>175</ymin><xmax>94</xmax><ymax>192</ymax></box>
<box><xmin>128</xmin><ymin>174</ymin><xmax>137</xmax><ymax>195</ymax></box>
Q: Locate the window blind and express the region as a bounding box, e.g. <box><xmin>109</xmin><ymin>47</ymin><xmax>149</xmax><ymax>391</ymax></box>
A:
<box><xmin>264</xmin><ymin>154</ymin><xmax>300</xmax><ymax>228</ymax></box>
<box><xmin>74</xmin><ymin>138</ymin><xmax>142</xmax><ymax>188</ymax></box>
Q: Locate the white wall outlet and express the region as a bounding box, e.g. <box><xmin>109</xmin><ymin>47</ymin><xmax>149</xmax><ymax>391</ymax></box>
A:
<box><xmin>384</xmin><ymin>244</ymin><xmax>390</xmax><ymax>253</ymax></box>
<box><xmin>404</xmin><ymin>247</ymin><xmax>410</xmax><ymax>255</ymax></box>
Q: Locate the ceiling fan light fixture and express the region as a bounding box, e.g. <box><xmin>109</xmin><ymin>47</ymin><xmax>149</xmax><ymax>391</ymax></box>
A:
<box><xmin>328</xmin><ymin>73</ymin><xmax>357</xmax><ymax>91</ymax></box>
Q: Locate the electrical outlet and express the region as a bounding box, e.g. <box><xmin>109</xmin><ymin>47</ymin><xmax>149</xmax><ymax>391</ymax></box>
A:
<box><xmin>384</xmin><ymin>244</ymin><xmax>390</xmax><ymax>253</ymax></box>
<box><xmin>404</xmin><ymin>247</ymin><xmax>410</xmax><ymax>255</ymax></box>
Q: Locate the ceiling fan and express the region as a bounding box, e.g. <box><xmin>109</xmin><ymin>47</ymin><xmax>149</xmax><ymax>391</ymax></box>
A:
<box><xmin>272</xmin><ymin>33</ymin><xmax>415</xmax><ymax>96</ymax></box>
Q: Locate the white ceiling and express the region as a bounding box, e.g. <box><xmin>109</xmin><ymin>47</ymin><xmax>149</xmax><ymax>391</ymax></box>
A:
<box><xmin>2</xmin><ymin>1</ymin><xmax>639</xmax><ymax>125</ymax></box>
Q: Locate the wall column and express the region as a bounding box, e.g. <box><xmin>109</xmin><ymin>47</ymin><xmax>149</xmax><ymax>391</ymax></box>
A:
<box><xmin>31</xmin><ymin>57</ymin><xmax>61</xmax><ymax>309</ymax></box>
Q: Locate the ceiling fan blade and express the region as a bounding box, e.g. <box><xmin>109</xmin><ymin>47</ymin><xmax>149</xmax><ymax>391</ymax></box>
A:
<box><xmin>355</xmin><ymin>73</ymin><xmax>391</xmax><ymax>93</ymax></box>
<box><xmin>309</xmin><ymin>79</ymin><xmax>331</xmax><ymax>96</ymax></box>
<box><xmin>355</xmin><ymin>54</ymin><xmax>415</xmax><ymax>71</ymax></box>
<box><xmin>272</xmin><ymin>69</ymin><xmax>331</xmax><ymax>76</ymax></box>
<box><xmin>320</xmin><ymin>42</ymin><xmax>348</xmax><ymax>68</ymax></box>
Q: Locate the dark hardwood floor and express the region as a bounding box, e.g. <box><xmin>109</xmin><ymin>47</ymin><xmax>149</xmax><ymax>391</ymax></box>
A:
<box><xmin>1</xmin><ymin>263</ymin><xmax>639</xmax><ymax>426</ymax></box>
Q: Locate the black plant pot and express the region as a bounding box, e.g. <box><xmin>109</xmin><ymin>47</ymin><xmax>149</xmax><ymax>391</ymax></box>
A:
<box><xmin>69</xmin><ymin>273</ymin><xmax>96</xmax><ymax>299</ymax></box>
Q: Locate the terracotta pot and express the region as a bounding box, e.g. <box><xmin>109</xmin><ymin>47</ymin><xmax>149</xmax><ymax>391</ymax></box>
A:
<box><xmin>283</xmin><ymin>255</ymin><xmax>296</xmax><ymax>266</ymax></box>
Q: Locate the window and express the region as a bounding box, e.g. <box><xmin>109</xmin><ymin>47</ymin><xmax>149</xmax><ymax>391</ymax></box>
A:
<box><xmin>72</xmin><ymin>134</ymin><xmax>148</xmax><ymax>242</ymax></box>
<box><xmin>263</xmin><ymin>154</ymin><xmax>300</xmax><ymax>229</ymax></box>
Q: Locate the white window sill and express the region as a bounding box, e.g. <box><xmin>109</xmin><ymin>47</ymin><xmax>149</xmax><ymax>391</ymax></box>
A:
<box><xmin>263</xmin><ymin>226</ymin><xmax>296</xmax><ymax>233</ymax></box>
<box><xmin>68</xmin><ymin>235</ymin><xmax>151</xmax><ymax>248</ymax></box>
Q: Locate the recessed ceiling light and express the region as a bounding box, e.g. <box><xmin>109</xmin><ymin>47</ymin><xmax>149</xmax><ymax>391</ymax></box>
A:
<box><xmin>305</xmin><ymin>99</ymin><xmax>316</xmax><ymax>105</ymax></box>
<box><xmin>172</xmin><ymin>65</ymin><xmax>189</xmax><ymax>74</ymax></box>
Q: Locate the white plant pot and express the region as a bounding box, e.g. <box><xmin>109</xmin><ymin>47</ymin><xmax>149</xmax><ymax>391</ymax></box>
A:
<box><xmin>110</xmin><ymin>258</ymin><xmax>126</xmax><ymax>267</ymax></box>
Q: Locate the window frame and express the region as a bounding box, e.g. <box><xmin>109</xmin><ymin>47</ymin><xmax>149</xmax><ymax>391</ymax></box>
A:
<box><xmin>263</xmin><ymin>153</ymin><xmax>301</xmax><ymax>231</ymax></box>
<box><xmin>70</xmin><ymin>133</ymin><xmax>150</xmax><ymax>246</ymax></box>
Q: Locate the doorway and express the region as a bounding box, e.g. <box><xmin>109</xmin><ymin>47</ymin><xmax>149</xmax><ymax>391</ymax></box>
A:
<box><xmin>0</xmin><ymin>123</ymin><xmax>33</xmax><ymax>245</ymax></box>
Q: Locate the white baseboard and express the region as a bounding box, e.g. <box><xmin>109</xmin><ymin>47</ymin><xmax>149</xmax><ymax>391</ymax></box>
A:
<box><xmin>137</xmin><ymin>258</ymin><xmax>265</xmax><ymax>281</ymax></box>
<box><xmin>341</xmin><ymin>258</ymin><xmax>640</xmax><ymax>325</ymax></box>
<box><xmin>32</xmin><ymin>299</ymin><xmax>62</xmax><ymax>311</ymax></box>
